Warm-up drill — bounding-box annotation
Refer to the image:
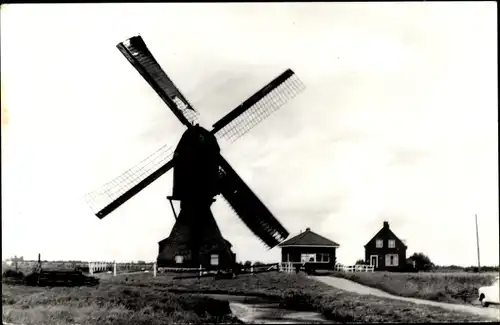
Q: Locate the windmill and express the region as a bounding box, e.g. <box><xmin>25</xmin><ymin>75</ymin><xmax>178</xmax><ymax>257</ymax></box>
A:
<box><xmin>84</xmin><ymin>35</ymin><xmax>306</xmax><ymax>269</ymax></box>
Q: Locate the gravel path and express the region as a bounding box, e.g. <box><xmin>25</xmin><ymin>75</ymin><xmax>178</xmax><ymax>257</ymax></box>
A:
<box><xmin>311</xmin><ymin>276</ymin><xmax>500</xmax><ymax>321</ymax></box>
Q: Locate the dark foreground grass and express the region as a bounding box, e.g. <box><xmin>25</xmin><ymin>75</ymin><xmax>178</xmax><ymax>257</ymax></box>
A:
<box><xmin>2</xmin><ymin>272</ymin><xmax>492</xmax><ymax>324</ymax></box>
<box><xmin>333</xmin><ymin>271</ymin><xmax>499</xmax><ymax>304</ymax></box>
<box><xmin>2</xmin><ymin>282</ymin><xmax>241</xmax><ymax>325</ymax></box>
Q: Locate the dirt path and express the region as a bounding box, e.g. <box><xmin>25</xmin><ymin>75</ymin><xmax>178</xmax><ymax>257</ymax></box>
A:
<box><xmin>311</xmin><ymin>276</ymin><xmax>500</xmax><ymax>321</ymax></box>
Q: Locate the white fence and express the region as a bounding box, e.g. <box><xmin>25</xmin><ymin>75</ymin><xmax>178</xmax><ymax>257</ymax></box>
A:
<box><xmin>279</xmin><ymin>262</ymin><xmax>315</xmax><ymax>273</ymax></box>
<box><xmin>87</xmin><ymin>261</ymin><xmax>374</xmax><ymax>275</ymax></box>
<box><xmin>335</xmin><ymin>264</ymin><xmax>374</xmax><ymax>272</ymax></box>
<box><xmin>88</xmin><ymin>261</ymin><xmax>112</xmax><ymax>275</ymax></box>
<box><xmin>280</xmin><ymin>262</ymin><xmax>296</xmax><ymax>273</ymax></box>
<box><xmin>88</xmin><ymin>261</ymin><xmax>157</xmax><ymax>277</ymax></box>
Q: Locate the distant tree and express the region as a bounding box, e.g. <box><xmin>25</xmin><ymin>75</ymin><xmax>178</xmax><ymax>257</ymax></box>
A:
<box><xmin>253</xmin><ymin>261</ymin><xmax>264</xmax><ymax>266</ymax></box>
<box><xmin>355</xmin><ymin>259</ymin><xmax>367</xmax><ymax>265</ymax></box>
<box><xmin>243</xmin><ymin>261</ymin><xmax>252</xmax><ymax>267</ymax></box>
<box><xmin>137</xmin><ymin>260</ymin><xmax>146</xmax><ymax>264</ymax></box>
<box><xmin>408</xmin><ymin>252</ymin><xmax>434</xmax><ymax>271</ymax></box>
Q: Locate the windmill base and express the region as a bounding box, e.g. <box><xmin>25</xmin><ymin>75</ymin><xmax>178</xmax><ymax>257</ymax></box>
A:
<box><xmin>157</xmin><ymin>202</ymin><xmax>236</xmax><ymax>269</ymax></box>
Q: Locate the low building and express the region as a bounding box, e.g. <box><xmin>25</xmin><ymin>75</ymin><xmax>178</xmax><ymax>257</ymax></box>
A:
<box><xmin>364</xmin><ymin>221</ymin><xmax>407</xmax><ymax>271</ymax></box>
<box><xmin>278</xmin><ymin>227</ymin><xmax>340</xmax><ymax>270</ymax></box>
<box><xmin>157</xmin><ymin>237</ymin><xmax>236</xmax><ymax>269</ymax></box>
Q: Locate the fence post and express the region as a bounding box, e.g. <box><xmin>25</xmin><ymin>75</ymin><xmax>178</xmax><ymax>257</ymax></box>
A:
<box><xmin>89</xmin><ymin>262</ymin><xmax>93</xmax><ymax>276</ymax></box>
<box><xmin>113</xmin><ymin>261</ymin><xmax>116</xmax><ymax>276</ymax></box>
<box><xmin>199</xmin><ymin>264</ymin><xmax>202</xmax><ymax>278</ymax></box>
<box><xmin>153</xmin><ymin>262</ymin><xmax>157</xmax><ymax>277</ymax></box>
<box><xmin>251</xmin><ymin>263</ymin><xmax>254</xmax><ymax>274</ymax></box>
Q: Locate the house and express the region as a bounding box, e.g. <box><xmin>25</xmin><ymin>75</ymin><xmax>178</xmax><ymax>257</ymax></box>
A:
<box><xmin>364</xmin><ymin>221</ymin><xmax>407</xmax><ymax>271</ymax></box>
<box><xmin>278</xmin><ymin>227</ymin><xmax>340</xmax><ymax>270</ymax></box>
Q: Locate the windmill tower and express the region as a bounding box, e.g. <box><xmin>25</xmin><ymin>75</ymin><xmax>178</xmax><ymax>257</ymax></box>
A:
<box><xmin>84</xmin><ymin>35</ymin><xmax>306</xmax><ymax>269</ymax></box>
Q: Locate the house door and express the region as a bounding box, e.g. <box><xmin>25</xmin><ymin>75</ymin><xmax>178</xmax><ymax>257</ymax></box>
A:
<box><xmin>370</xmin><ymin>255</ymin><xmax>378</xmax><ymax>268</ymax></box>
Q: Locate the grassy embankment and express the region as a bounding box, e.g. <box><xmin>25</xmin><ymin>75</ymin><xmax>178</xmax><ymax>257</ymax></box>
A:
<box><xmin>3</xmin><ymin>271</ymin><xmax>493</xmax><ymax>324</ymax></box>
<box><xmin>333</xmin><ymin>271</ymin><xmax>499</xmax><ymax>304</ymax></box>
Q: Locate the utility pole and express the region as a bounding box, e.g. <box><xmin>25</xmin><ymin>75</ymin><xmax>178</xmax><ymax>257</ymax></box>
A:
<box><xmin>475</xmin><ymin>214</ymin><xmax>481</xmax><ymax>273</ymax></box>
<box><xmin>13</xmin><ymin>255</ymin><xmax>18</xmax><ymax>272</ymax></box>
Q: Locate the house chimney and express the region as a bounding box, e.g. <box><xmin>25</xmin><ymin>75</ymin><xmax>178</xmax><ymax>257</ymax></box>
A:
<box><xmin>306</xmin><ymin>227</ymin><xmax>311</xmax><ymax>231</ymax></box>
<box><xmin>383</xmin><ymin>221</ymin><xmax>389</xmax><ymax>229</ymax></box>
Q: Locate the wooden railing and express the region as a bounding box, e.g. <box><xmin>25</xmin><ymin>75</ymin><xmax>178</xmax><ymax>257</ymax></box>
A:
<box><xmin>335</xmin><ymin>264</ymin><xmax>374</xmax><ymax>272</ymax></box>
<box><xmin>279</xmin><ymin>262</ymin><xmax>309</xmax><ymax>273</ymax></box>
<box><xmin>88</xmin><ymin>261</ymin><xmax>157</xmax><ymax>277</ymax></box>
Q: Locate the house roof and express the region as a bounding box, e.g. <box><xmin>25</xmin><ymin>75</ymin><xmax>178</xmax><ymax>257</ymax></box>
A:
<box><xmin>278</xmin><ymin>228</ymin><xmax>340</xmax><ymax>247</ymax></box>
<box><xmin>364</xmin><ymin>221</ymin><xmax>407</xmax><ymax>248</ymax></box>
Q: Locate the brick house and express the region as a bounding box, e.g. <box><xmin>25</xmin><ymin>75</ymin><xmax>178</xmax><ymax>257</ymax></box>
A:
<box><xmin>278</xmin><ymin>227</ymin><xmax>340</xmax><ymax>270</ymax></box>
<box><xmin>364</xmin><ymin>221</ymin><xmax>407</xmax><ymax>271</ymax></box>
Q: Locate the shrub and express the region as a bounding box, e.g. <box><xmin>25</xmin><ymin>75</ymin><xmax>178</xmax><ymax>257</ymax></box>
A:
<box><xmin>2</xmin><ymin>269</ymin><xmax>25</xmax><ymax>279</ymax></box>
<box><xmin>408</xmin><ymin>252</ymin><xmax>435</xmax><ymax>271</ymax></box>
<box><xmin>280</xmin><ymin>289</ymin><xmax>316</xmax><ymax>311</ymax></box>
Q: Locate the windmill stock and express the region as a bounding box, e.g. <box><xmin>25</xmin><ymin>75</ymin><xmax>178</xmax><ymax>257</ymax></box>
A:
<box><xmin>84</xmin><ymin>35</ymin><xmax>306</xmax><ymax>269</ymax></box>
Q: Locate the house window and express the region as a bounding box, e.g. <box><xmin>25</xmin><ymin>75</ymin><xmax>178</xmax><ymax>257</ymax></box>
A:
<box><xmin>388</xmin><ymin>240</ymin><xmax>395</xmax><ymax>248</ymax></box>
<box><xmin>316</xmin><ymin>253</ymin><xmax>330</xmax><ymax>263</ymax></box>
<box><xmin>210</xmin><ymin>254</ymin><xmax>219</xmax><ymax>266</ymax></box>
<box><xmin>385</xmin><ymin>254</ymin><xmax>399</xmax><ymax>266</ymax></box>
<box><xmin>300</xmin><ymin>253</ymin><xmax>316</xmax><ymax>263</ymax></box>
<box><xmin>175</xmin><ymin>255</ymin><xmax>184</xmax><ymax>264</ymax></box>
<box><xmin>376</xmin><ymin>239</ymin><xmax>383</xmax><ymax>248</ymax></box>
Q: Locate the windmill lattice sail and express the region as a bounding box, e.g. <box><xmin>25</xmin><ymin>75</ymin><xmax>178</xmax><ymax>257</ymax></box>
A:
<box><xmin>84</xmin><ymin>144</ymin><xmax>175</xmax><ymax>218</ymax></box>
<box><xmin>212</xmin><ymin>69</ymin><xmax>305</xmax><ymax>143</ymax></box>
<box><xmin>117</xmin><ymin>36</ymin><xmax>200</xmax><ymax>127</ymax></box>
<box><xmin>217</xmin><ymin>156</ymin><xmax>289</xmax><ymax>248</ymax></box>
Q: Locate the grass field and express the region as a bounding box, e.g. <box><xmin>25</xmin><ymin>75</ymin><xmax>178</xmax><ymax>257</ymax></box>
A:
<box><xmin>333</xmin><ymin>271</ymin><xmax>500</xmax><ymax>304</ymax></box>
<box><xmin>2</xmin><ymin>271</ymin><xmax>492</xmax><ymax>324</ymax></box>
<box><xmin>2</xmin><ymin>282</ymin><xmax>241</xmax><ymax>325</ymax></box>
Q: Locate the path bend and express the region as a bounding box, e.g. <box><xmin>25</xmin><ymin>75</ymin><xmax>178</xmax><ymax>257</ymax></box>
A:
<box><xmin>311</xmin><ymin>275</ymin><xmax>500</xmax><ymax>321</ymax></box>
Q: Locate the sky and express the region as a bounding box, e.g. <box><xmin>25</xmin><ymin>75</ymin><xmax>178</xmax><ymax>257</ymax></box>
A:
<box><xmin>1</xmin><ymin>2</ymin><xmax>498</xmax><ymax>266</ymax></box>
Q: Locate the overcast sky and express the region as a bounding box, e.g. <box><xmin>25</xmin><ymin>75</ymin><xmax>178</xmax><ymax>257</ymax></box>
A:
<box><xmin>1</xmin><ymin>3</ymin><xmax>498</xmax><ymax>266</ymax></box>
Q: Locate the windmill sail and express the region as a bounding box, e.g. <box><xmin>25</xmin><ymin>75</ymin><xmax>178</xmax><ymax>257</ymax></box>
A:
<box><xmin>84</xmin><ymin>144</ymin><xmax>175</xmax><ymax>219</ymax></box>
<box><xmin>217</xmin><ymin>156</ymin><xmax>289</xmax><ymax>248</ymax></box>
<box><xmin>117</xmin><ymin>35</ymin><xmax>199</xmax><ymax>127</ymax></box>
<box><xmin>211</xmin><ymin>69</ymin><xmax>305</xmax><ymax>143</ymax></box>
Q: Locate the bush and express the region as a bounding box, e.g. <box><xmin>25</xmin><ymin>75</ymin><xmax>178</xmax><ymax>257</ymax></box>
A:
<box><xmin>22</xmin><ymin>270</ymin><xmax>100</xmax><ymax>287</ymax></box>
<box><xmin>2</xmin><ymin>269</ymin><xmax>25</xmax><ymax>284</ymax></box>
<box><xmin>408</xmin><ymin>252</ymin><xmax>435</xmax><ymax>271</ymax></box>
<box><xmin>281</xmin><ymin>289</ymin><xmax>316</xmax><ymax>311</ymax></box>
<box><xmin>2</xmin><ymin>269</ymin><xmax>25</xmax><ymax>279</ymax></box>
<box><xmin>401</xmin><ymin>263</ymin><xmax>418</xmax><ymax>273</ymax></box>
